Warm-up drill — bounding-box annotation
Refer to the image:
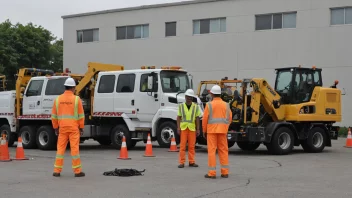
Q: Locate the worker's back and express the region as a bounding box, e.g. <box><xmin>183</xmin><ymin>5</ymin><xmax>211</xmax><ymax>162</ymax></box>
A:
<box><xmin>54</xmin><ymin>91</ymin><xmax>80</xmax><ymax>131</ymax></box>
<box><xmin>205</xmin><ymin>98</ymin><xmax>232</xmax><ymax>133</ymax></box>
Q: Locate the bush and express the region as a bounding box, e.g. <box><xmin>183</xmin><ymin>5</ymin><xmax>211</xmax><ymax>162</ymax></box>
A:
<box><xmin>338</xmin><ymin>127</ymin><xmax>350</xmax><ymax>137</ymax></box>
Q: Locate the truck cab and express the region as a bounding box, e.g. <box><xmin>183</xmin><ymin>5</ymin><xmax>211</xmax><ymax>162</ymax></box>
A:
<box><xmin>93</xmin><ymin>66</ymin><xmax>203</xmax><ymax>148</ymax></box>
<box><xmin>22</xmin><ymin>76</ymin><xmax>69</xmax><ymax>116</ymax></box>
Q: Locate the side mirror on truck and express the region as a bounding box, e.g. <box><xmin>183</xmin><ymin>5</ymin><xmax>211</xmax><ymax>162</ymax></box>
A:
<box><xmin>147</xmin><ymin>75</ymin><xmax>153</xmax><ymax>90</ymax></box>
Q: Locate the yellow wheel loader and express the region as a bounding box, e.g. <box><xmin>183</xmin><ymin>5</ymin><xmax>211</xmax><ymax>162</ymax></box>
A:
<box><xmin>198</xmin><ymin>66</ymin><xmax>341</xmax><ymax>155</ymax></box>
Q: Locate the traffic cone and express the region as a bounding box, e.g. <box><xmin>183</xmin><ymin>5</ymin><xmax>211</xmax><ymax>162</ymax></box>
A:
<box><xmin>117</xmin><ymin>136</ymin><xmax>131</xmax><ymax>160</ymax></box>
<box><xmin>12</xmin><ymin>137</ymin><xmax>29</xmax><ymax>160</ymax></box>
<box><xmin>0</xmin><ymin>134</ymin><xmax>12</xmax><ymax>162</ymax></box>
<box><xmin>143</xmin><ymin>133</ymin><xmax>155</xmax><ymax>157</ymax></box>
<box><xmin>168</xmin><ymin>135</ymin><xmax>179</xmax><ymax>152</ymax></box>
<box><xmin>344</xmin><ymin>128</ymin><xmax>352</xmax><ymax>148</ymax></box>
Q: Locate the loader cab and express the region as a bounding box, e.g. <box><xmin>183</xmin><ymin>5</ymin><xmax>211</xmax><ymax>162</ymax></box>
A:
<box><xmin>274</xmin><ymin>67</ymin><xmax>322</xmax><ymax>104</ymax></box>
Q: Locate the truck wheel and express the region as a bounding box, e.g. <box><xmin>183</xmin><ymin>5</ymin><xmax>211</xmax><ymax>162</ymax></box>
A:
<box><xmin>301</xmin><ymin>127</ymin><xmax>326</xmax><ymax>153</ymax></box>
<box><xmin>157</xmin><ymin>121</ymin><xmax>179</xmax><ymax>148</ymax></box>
<box><xmin>237</xmin><ymin>142</ymin><xmax>261</xmax><ymax>151</ymax></box>
<box><xmin>110</xmin><ymin>125</ymin><xmax>135</xmax><ymax>149</ymax></box>
<box><xmin>36</xmin><ymin>125</ymin><xmax>57</xmax><ymax>150</ymax></box>
<box><xmin>96</xmin><ymin>137</ymin><xmax>111</xmax><ymax>146</ymax></box>
<box><xmin>266</xmin><ymin>126</ymin><xmax>294</xmax><ymax>155</ymax></box>
<box><xmin>20</xmin><ymin>126</ymin><xmax>37</xmax><ymax>149</ymax></box>
<box><xmin>228</xmin><ymin>141</ymin><xmax>236</xmax><ymax>148</ymax></box>
<box><xmin>0</xmin><ymin>125</ymin><xmax>16</xmax><ymax>147</ymax></box>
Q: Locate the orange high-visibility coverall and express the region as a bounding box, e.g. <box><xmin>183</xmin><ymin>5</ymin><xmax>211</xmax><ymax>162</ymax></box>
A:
<box><xmin>51</xmin><ymin>90</ymin><xmax>85</xmax><ymax>174</ymax></box>
<box><xmin>178</xmin><ymin>102</ymin><xmax>201</xmax><ymax>165</ymax></box>
<box><xmin>202</xmin><ymin>97</ymin><xmax>232</xmax><ymax>176</ymax></box>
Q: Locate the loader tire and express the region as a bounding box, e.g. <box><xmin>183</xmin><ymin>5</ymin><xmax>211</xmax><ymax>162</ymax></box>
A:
<box><xmin>36</xmin><ymin>125</ymin><xmax>57</xmax><ymax>150</ymax></box>
<box><xmin>228</xmin><ymin>141</ymin><xmax>236</xmax><ymax>148</ymax></box>
<box><xmin>157</xmin><ymin>121</ymin><xmax>179</xmax><ymax>148</ymax></box>
<box><xmin>20</xmin><ymin>125</ymin><xmax>37</xmax><ymax>149</ymax></box>
<box><xmin>0</xmin><ymin>124</ymin><xmax>16</xmax><ymax>147</ymax></box>
<box><xmin>301</xmin><ymin>127</ymin><xmax>326</xmax><ymax>153</ymax></box>
<box><xmin>237</xmin><ymin>142</ymin><xmax>261</xmax><ymax>151</ymax></box>
<box><xmin>266</xmin><ymin>126</ymin><xmax>294</xmax><ymax>155</ymax></box>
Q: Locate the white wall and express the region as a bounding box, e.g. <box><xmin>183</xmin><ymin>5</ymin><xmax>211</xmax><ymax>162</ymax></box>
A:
<box><xmin>63</xmin><ymin>0</ymin><xmax>352</xmax><ymax>126</ymax></box>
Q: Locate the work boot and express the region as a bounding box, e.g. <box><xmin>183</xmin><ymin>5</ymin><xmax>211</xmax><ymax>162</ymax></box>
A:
<box><xmin>221</xmin><ymin>174</ymin><xmax>229</xmax><ymax>178</ymax></box>
<box><xmin>204</xmin><ymin>174</ymin><xmax>216</xmax><ymax>179</ymax></box>
<box><xmin>52</xmin><ymin>173</ymin><xmax>60</xmax><ymax>177</ymax></box>
<box><xmin>178</xmin><ymin>164</ymin><xmax>185</xmax><ymax>168</ymax></box>
<box><xmin>74</xmin><ymin>172</ymin><xmax>86</xmax><ymax>177</ymax></box>
<box><xmin>189</xmin><ymin>163</ymin><xmax>199</xmax><ymax>167</ymax></box>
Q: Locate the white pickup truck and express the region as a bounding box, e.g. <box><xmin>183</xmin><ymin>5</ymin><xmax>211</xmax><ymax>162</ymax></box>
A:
<box><xmin>0</xmin><ymin>65</ymin><xmax>204</xmax><ymax>150</ymax></box>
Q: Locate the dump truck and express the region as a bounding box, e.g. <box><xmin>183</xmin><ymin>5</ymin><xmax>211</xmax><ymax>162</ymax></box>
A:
<box><xmin>0</xmin><ymin>63</ymin><xmax>202</xmax><ymax>150</ymax></box>
<box><xmin>196</xmin><ymin>66</ymin><xmax>341</xmax><ymax>155</ymax></box>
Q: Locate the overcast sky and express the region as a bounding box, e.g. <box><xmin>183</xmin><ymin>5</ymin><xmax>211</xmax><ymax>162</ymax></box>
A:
<box><xmin>0</xmin><ymin>0</ymin><xmax>180</xmax><ymax>40</ymax></box>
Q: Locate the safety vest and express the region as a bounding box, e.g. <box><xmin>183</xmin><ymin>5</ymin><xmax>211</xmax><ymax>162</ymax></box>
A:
<box><xmin>179</xmin><ymin>102</ymin><xmax>198</xmax><ymax>131</ymax></box>
<box><xmin>51</xmin><ymin>92</ymin><xmax>85</xmax><ymax>130</ymax></box>
<box><xmin>54</xmin><ymin>95</ymin><xmax>80</xmax><ymax>120</ymax></box>
<box><xmin>207</xmin><ymin>102</ymin><xmax>231</xmax><ymax>125</ymax></box>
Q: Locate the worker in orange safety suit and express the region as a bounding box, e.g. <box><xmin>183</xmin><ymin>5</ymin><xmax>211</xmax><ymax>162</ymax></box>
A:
<box><xmin>51</xmin><ymin>77</ymin><xmax>85</xmax><ymax>177</ymax></box>
<box><xmin>202</xmin><ymin>85</ymin><xmax>232</xmax><ymax>179</ymax></box>
<box><xmin>177</xmin><ymin>89</ymin><xmax>201</xmax><ymax>168</ymax></box>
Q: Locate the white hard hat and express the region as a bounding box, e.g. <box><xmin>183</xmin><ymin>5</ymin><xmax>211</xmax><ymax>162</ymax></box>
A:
<box><xmin>185</xmin><ymin>89</ymin><xmax>195</xmax><ymax>97</ymax></box>
<box><xmin>64</xmin><ymin>78</ymin><xmax>76</xmax><ymax>87</ymax></box>
<box><xmin>210</xmin><ymin>85</ymin><xmax>221</xmax><ymax>95</ymax></box>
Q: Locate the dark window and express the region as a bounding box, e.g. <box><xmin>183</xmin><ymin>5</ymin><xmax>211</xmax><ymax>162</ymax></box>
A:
<box><xmin>273</xmin><ymin>14</ymin><xmax>282</xmax><ymax>29</ymax></box>
<box><xmin>77</xmin><ymin>29</ymin><xmax>99</xmax><ymax>43</ymax></box>
<box><xmin>116</xmin><ymin>24</ymin><xmax>149</xmax><ymax>40</ymax></box>
<box><xmin>98</xmin><ymin>75</ymin><xmax>116</xmax><ymax>93</ymax></box>
<box><xmin>256</xmin><ymin>12</ymin><xmax>296</xmax><ymax>30</ymax></box>
<box><xmin>193</xmin><ymin>18</ymin><xmax>226</xmax><ymax>34</ymax></box>
<box><xmin>45</xmin><ymin>78</ymin><xmax>66</xmax><ymax>95</ymax></box>
<box><xmin>331</xmin><ymin>7</ymin><xmax>352</xmax><ymax>25</ymax></box>
<box><xmin>165</xmin><ymin>22</ymin><xmax>177</xmax><ymax>37</ymax></box>
<box><xmin>116</xmin><ymin>74</ymin><xmax>136</xmax><ymax>93</ymax></box>
<box><xmin>140</xmin><ymin>73</ymin><xmax>158</xmax><ymax>92</ymax></box>
<box><xmin>26</xmin><ymin>80</ymin><xmax>44</xmax><ymax>96</ymax></box>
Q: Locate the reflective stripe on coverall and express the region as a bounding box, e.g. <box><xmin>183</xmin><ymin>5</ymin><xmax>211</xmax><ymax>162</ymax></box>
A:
<box><xmin>202</xmin><ymin>98</ymin><xmax>232</xmax><ymax>176</ymax></box>
<box><xmin>178</xmin><ymin>102</ymin><xmax>200</xmax><ymax>165</ymax></box>
<box><xmin>51</xmin><ymin>90</ymin><xmax>85</xmax><ymax>174</ymax></box>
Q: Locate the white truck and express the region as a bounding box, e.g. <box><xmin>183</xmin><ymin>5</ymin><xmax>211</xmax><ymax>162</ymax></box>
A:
<box><xmin>0</xmin><ymin>63</ymin><xmax>203</xmax><ymax>150</ymax></box>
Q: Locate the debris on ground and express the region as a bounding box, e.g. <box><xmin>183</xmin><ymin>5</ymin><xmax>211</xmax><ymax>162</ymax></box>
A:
<box><xmin>103</xmin><ymin>168</ymin><xmax>146</xmax><ymax>177</ymax></box>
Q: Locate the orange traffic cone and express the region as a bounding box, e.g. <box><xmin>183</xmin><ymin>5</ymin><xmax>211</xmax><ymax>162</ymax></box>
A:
<box><xmin>13</xmin><ymin>137</ymin><xmax>29</xmax><ymax>160</ymax></box>
<box><xmin>143</xmin><ymin>133</ymin><xmax>155</xmax><ymax>157</ymax></box>
<box><xmin>344</xmin><ymin>128</ymin><xmax>352</xmax><ymax>148</ymax></box>
<box><xmin>118</xmin><ymin>136</ymin><xmax>131</xmax><ymax>160</ymax></box>
<box><xmin>0</xmin><ymin>134</ymin><xmax>12</xmax><ymax>162</ymax></box>
<box><xmin>168</xmin><ymin>135</ymin><xmax>179</xmax><ymax>152</ymax></box>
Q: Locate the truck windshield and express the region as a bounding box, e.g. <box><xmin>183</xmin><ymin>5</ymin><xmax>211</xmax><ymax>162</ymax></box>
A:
<box><xmin>275</xmin><ymin>70</ymin><xmax>293</xmax><ymax>93</ymax></box>
<box><xmin>160</xmin><ymin>71</ymin><xmax>190</xmax><ymax>93</ymax></box>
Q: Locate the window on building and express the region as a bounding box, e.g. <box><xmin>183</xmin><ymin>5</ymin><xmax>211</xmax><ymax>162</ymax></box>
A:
<box><xmin>98</xmin><ymin>75</ymin><xmax>116</xmax><ymax>93</ymax></box>
<box><xmin>116</xmin><ymin>74</ymin><xmax>136</xmax><ymax>93</ymax></box>
<box><xmin>45</xmin><ymin>78</ymin><xmax>66</xmax><ymax>95</ymax></box>
<box><xmin>255</xmin><ymin>12</ymin><xmax>297</xmax><ymax>30</ymax></box>
<box><xmin>26</xmin><ymin>80</ymin><xmax>44</xmax><ymax>97</ymax></box>
<box><xmin>193</xmin><ymin>17</ymin><xmax>226</xmax><ymax>35</ymax></box>
<box><xmin>165</xmin><ymin>22</ymin><xmax>177</xmax><ymax>37</ymax></box>
<box><xmin>331</xmin><ymin>7</ymin><xmax>352</xmax><ymax>25</ymax></box>
<box><xmin>116</xmin><ymin>24</ymin><xmax>149</xmax><ymax>40</ymax></box>
<box><xmin>77</xmin><ymin>29</ymin><xmax>99</xmax><ymax>43</ymax></box>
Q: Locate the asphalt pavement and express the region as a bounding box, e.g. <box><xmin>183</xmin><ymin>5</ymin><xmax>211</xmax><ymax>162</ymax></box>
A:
<box><xmin>1</xmin><ymin>138</ymin><xmax>352</xmax><ymax>198</ymax></box>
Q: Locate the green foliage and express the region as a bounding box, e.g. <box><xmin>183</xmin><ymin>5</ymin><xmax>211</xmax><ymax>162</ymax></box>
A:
<box><xmin>339</xmin><ymin>126</ymin><xmax>350</xmax><ymax>137</ymax></box>
<box><xmin>0</xmin><ymin>19</ymin><xmax>63</xmax><ymax>88</ymax></box>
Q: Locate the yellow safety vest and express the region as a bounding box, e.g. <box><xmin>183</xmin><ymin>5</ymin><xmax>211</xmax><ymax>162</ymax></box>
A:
<box><xmin>178</xmin><ymin>102</ymin><xmax>198</xmax><ymax>131</ymax></box>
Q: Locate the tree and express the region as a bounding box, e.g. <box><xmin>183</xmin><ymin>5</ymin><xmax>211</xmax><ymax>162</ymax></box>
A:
<box><xmin>0</xmin><ymin>19</ymin><xmax>63</xmax><ymax>89</ymax></box>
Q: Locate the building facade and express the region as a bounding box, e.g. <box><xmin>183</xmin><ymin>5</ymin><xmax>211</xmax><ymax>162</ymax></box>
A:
<box><xmin>62</xmin><ymin>0</ymin><xmax>352</xmax><ymax>126</ymax></box>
